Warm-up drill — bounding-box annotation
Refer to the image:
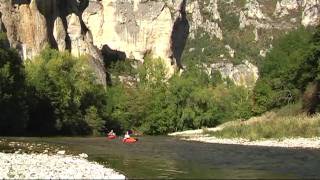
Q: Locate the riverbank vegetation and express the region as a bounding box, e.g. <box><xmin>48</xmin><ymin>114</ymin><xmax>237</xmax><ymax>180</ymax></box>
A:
<box><xmin>1</xmin><ymin>25</ymin><xmax>320</xmax><ymax>137</ymax></box>
<box><xmin>253</xmin><ymin>27</ymin><xmax>320</xmax><ymax>115</ymax></box>
<box><xmin>106</xmin><ymin>58</ymin><xmax>253</xmax><ymax>135</ymax></box>
<box><xmin>206</xmin><ymin>103</ymin><xmax>320</xmax><ymax>140</ymax></box>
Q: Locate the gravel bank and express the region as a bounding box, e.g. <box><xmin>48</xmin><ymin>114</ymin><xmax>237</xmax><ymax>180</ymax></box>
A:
<box><xmin>181</xmin><ymin>136</ymin><xmax>320</xmax><ymax>149</ymax></box>
<box><xmin>168</xmin><ymin>127</ymin><xmax>222</xmax><ymax>136</ymax></box>
<box><xmin>0</xmin><ymin>152</ymin><xmax>125</xmax><ymax>179</ymax></box>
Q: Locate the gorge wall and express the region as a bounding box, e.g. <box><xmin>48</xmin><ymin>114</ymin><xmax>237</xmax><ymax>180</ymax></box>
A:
<box><xmin>1</xmin><ymin>0</ymin><xmax>320</xmax><ymax>87</ymax></box>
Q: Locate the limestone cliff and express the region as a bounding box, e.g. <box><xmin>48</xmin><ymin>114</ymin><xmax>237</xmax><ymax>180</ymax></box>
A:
<box><xmin>0</xmin><ymin>0</ymin><xmax>189</xmax><ymax>85</ymax></box>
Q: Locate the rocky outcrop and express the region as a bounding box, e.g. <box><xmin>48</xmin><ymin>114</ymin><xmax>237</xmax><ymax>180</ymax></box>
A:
<box><xmin>302</xmin><ymin>0</ymin><xmax>320</xmax><ymax>27</ymax></box>
<box><xmin>209</xmin><ymin>61</ymin><xmax>259</xmax><ymax>88</ymax></box>
<box><xmin>187</xmin><ymin>0</ymin><xmax>222</xmax><ymax>40</ymax></box>
<box><xmin>53</xmin><ymin>17</ymin><xmax>66</xmax><ymax>52</ymax></box>
<box><xmin>82</xmin><ymin>0</ymin><xmax>189</xmax><ymax>74</ymax></box>
<box><xmin>0</xmin><ymin>0</ymin><xmax>48</xmax><ymax>60</ymax></box>
<box><xmin>0</xmin><ymin>0</ymin><xmax>107</xmax><ymax>85</ymax></box>
<box><xmin>274</xmin><ymin>0</ymin><xmax>300</xmax><ymax>17</ymax></box>
<box><xmin>239</xmin><ymin>0</ymin><xmax>271</xmax><ymax>30</ymax></box>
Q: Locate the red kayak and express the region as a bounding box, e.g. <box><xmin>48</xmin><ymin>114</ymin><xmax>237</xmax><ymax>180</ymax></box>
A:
<box><xmin>107</xmin><ymin>135</ymin><xmax>116</xmax><ymax>139</ymax></box>
<box><xmin>122</xmin><ymin>137</ymin><xmax>138</xmax><ymax>143</ymax></box>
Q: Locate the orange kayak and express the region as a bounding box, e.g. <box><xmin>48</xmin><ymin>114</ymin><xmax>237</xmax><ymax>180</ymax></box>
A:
<box><xmin>123</xmin><ymin>137</ymin><xmax>138</xmax><ymax>143</ymax></box>
<box><xmin>107</xmin><ymin>135</ymin><xmax>116</xmax><ymax>139</ymax></box>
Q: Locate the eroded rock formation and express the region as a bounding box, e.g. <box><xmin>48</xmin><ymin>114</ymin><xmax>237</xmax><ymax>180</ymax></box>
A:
<box><xmin>209</xmin><ymin>61</ymin><xmax>259</xmax><ymax>89</ymax></box>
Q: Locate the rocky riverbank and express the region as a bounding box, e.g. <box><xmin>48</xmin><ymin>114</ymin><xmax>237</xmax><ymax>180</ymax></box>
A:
<box><xmin>170</xmin><ymin>128</ymin><xmax>320</xmax><ymax>149</ymax></box>
<box><xmin>0</xmin><ymin>139</ymin><xmax>125</xmax><ymax>179</ymax></box>
<box><xmin>0</xmin><ymin>152</ymin><xmax>125</xmax><ymax>179</ymax></box>
<box><xmin>180</xmin><ymin>135</ymin><xmax>320</xmax><ymax>149</ymax></box>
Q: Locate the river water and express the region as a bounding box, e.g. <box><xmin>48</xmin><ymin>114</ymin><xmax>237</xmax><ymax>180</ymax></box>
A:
<box><xmin>2</xmin><ymin>136</ymin><xmax>320</xmax><ymax>179</ymax></box>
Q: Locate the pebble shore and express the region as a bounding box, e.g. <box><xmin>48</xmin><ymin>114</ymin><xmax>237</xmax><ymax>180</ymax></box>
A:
<box><xmin>181</xmin><ymin>135</ymin><xmax>320</xmax><ymax>149</ymax></box>
<box><xmin>0</xmin><ymin>152</ymin><xmax>125</xmax><ymax>179</ymax></box>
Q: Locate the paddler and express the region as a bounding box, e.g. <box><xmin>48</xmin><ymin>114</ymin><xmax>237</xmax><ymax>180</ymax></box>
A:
<box><xmin>108</xmin><ymin>129</ymin><xmax>116</xmax><ymax>136</ymax></box>
<box><xmin>124</xmin><ymin>131</ymin><xmax>130</xmax><ymax>139</ymax></box>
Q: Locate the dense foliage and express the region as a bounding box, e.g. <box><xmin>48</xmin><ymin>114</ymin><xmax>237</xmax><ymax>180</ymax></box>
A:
<box><xmin>25</xmin><ymin>48</ymin><xmax>109</xmax><ymax>135</ymax></box>
<box><xmin>253</xmin><ymin>27</ymin><xmax>320</xmax><ymax>114</ymax></box>
<box><xmin>107</xmin><ymin>58</ymin><xmax>253</xmax><ymax>135</ymax></box>
<box><xmin>0</xmin><ymin>39</ymin><xmax>110</xmax><ymax>136</ymax></box>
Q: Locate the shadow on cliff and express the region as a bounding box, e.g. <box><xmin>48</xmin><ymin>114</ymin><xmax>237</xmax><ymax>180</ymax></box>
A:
<box><xmin>171</xmin><ymin>0</ymin><xmax>189</xmax><ymax>69</ymax></box>
<box><xmin>101</xmin><ymin>45</ymin><xmax>127</xmax><ymax>66</ymax></box>
<box><xmin>101</xmin><ymin>45</ymin><xmax>127</xmax><ymax>85</ymax></box>
<box><xmin>35</xmin><ymin>0</ymin><xmax>90</xmax><ymax>51</ymax></box>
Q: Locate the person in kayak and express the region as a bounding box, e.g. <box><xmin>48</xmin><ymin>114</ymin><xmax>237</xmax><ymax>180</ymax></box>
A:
<box><xmin>108</xmin><ymin>130</ymin><xmax>116</xmax><ymax>136</ymax></box>
<box><xmin>124</xmin><ymin>131</ymin><xmax>130</xmax><ymax>139</ymax></box>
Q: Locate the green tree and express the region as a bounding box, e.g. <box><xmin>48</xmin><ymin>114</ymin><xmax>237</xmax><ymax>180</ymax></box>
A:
<box><xmin>253</xmin><ymin>27</ymin><xmax>314</xmax><ymax>114</ymax></box>
<box><xmin>85</xmin><ymin>106</ymin><xmax>104</xmax><ymax>136</ymax></box>
<box><xmin>25</xmin><ymin>48</ymin><xmax>107</xmax><ymax>135</ymax></box>
<box><xmin>0</xmin><ymin>33</ymin><xmax>28</xmax><ymax>135</ymax></box>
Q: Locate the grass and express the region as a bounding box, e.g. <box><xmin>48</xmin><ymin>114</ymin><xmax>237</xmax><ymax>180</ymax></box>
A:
<box><xmin>206</xmin><ymin>104</ymin><xmax>320</xmax><ymax>141</ymax></box>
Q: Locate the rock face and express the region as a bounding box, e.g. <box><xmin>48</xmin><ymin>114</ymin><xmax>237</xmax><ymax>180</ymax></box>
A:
<box><xmin>82</xmin><ymin>0</ymin><xmax>189</xmax><ymax>74</ymax></box>
<box><xmin>209</xmin><ymin>61</ymin><xmax>259</xmax><ymax>88</ymax></box>
<box><xmin>53</xmin><ymin>17</ymin><xmax>66</xmax><ymax>52</ymax></box>
<box><xmin>0</xmin><ymin>0</ymin><xmax>189</xmax><ymax>84</ymax></box>
<box><xmin>0</xmin><ymin>0</ymin><xmax>107</xmax><ymax>85</ymax></box>
<box><xmin>302</xmin><ymin>0</ymin><xmax>320</xmax><ymax>27</ymax></box>
<box><xmin>0</xmin><ymin>0</ymin><xmax>48</xmax><ymax>60</ymax></box>
<box><xmin>187</xmin><ymin>0</ymin><xmax>222</xmax><ymax>40</ymax></box>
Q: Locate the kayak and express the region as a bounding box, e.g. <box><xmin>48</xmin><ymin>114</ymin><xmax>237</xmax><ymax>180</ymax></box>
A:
<box><xmin>122</xmin><ymin>137</ymin><xmax>138</xmax><ymax>143</ymax></box>
<box><xmin>107</xmin><ymin>135</ymin><xmax>116</xmax><ymax>139</ymax></box>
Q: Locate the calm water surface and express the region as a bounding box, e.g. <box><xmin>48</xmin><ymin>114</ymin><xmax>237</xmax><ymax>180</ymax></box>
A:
<box><xmin>3</xmin><ymin>136</ymin><xmax>320</xmax><ymax>179</ymax></box>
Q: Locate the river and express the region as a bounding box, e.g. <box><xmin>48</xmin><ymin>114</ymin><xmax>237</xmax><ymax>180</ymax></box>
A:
<box><xmin>2</xmin><ymin>136</ymin><xmax>320</xmax><ymax>179</ymax></box>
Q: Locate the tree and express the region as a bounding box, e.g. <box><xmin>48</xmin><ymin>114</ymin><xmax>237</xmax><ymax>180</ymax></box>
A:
<box><xmin>253</xmin><ymin>27</ymin><xmax>314</xmax><ymax>114</ymax></box>
<box><xmin>25</xmin><ymin>48</ymin><xmax>107</xmax><ymax>135</ymax></box>
<box><xmin>85</xmin><ymin>106</ymin><xmax>104</xmax><ymax>136</ymax></box>
<box><xmin>0</xmin><ymin>33</ymin><xmax>28</xmax><ymax>135</ymax></box>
